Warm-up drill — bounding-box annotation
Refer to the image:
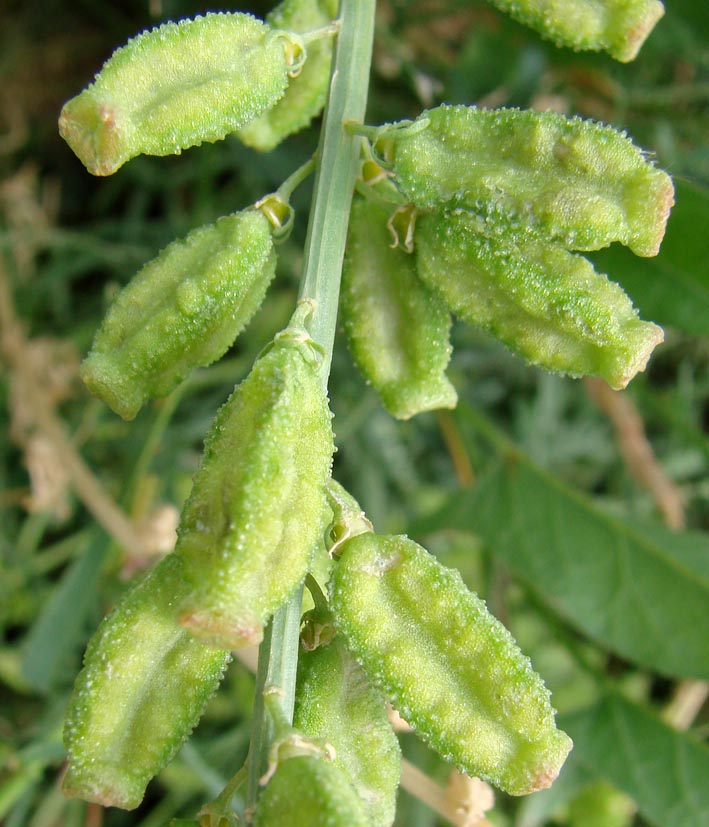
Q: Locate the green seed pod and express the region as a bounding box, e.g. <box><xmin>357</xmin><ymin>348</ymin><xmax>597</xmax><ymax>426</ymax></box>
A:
<box><xmin>488</xmin><ymin>0</ymin><xmax>664</xmax><ymax>62</ymax></box>
<box><xmin>341</xmin><ymin>197</ymin><xmax>457</xmax><ymax>419</ymax></box>
<box><xmin>253</xmin><ymin>755</ymin><xmax>371</xmax><ymax>827</ymax></box>
<box><xmin>176</xmin><ymin>323</ymin><xmax>334</xmax><ymax>650</ymax></box>
<box><xmin>330</xmin><ymin>532</ymin><xmax>573</xmax><ymax>796</ymax></box>
<box><xmin>416</xmin><ymin>210</ymin><xmax>663</xmax><ymax>389</ymax></box>
<box><xmin>569</xmin><ymin>780</ymin><xmax>636</xmax><ymax>827</ymax></box>
<box><xmin>380</xmin><ymin>105</ymin><xmax>673</xmax><ymax>256</ymax></box>
<box><xmin>294</xmin><ymin>635</ymin><xmax>401</xmax><ymax>827</ymax></box>
<box><xmin>59</xmin><ymin>13</ymin><xmax>303</xmax><ymax>175</ymax></box>
<box><xmin>62</xmin><ymin>554</ymin><xmax>231</xmax><ymax>810</ymax></box>
<box><xmin>80</xmin><ymin>209</ymin><xmax>277</xmax><ymax>420</ymax></box>
<box><xmin>238</xmin><ymin>0</ymin><xmax>338</xmax><ymax>151</ymax></box>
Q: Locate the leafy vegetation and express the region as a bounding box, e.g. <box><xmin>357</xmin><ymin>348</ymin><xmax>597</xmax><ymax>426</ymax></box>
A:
<box><xmin>1</xmin><ymin>2</ymin><xmax>708</xmax><ymax>826</ymax></box>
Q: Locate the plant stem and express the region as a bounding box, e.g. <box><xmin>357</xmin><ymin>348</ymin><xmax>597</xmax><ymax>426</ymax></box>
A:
<box><xmin>246</xmin><ymin>587</ymin><xmax>304</xmax><ymax>808</ymax></box>
<box><xmin>298</xmin><ymin>0</ymin><xmax>376</xmax><ymax>380</ymax></box>
<box><xmin>275</xmin><ymin>157</ymin><xmax>316</xmax><ymax>203</ymax></box>
<box><xmin>245</xmin><ymin>0</ymin><xmax>376</xmax><ymax>814</ymax></box>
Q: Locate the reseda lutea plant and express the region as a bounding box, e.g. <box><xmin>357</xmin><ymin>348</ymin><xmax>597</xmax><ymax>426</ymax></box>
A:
<box><xmin>58</xmin><ymin>0</ymin><xmax>671</xmax><ymax>823</ymax></box>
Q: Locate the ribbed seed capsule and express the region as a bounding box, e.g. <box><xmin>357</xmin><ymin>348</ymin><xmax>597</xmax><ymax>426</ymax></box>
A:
<box><xmin>176</xmin><ymin>326</ymin><xmax>334</xmax><ymax>650</ymax></box>
<box><xmin>416</xmin><ymin>211</ymin><xmax>663</xmax><ymax>389</ymax></box>
<box><xmin>80</xmin><ymin>209</ymin><xmax>276</xmax><ymax>420</ymax></box>
<box><xmin>62</xmin><ymin>555</ymin><xmax>231</xmax><ymax>810</ymax></box>
<box><xmin>341</xmin><ymin>197</ymin><xmax>457</xmax><ymax>419</ymax></box>
<box><xmin>381</xmin><ymin>105</ymin><xmax>673</xmax><ymax>256</ymax></box>
<box><xmin>487</xmin><ymin>0</ymin><xmax>665</xmax><ymax>62</ymax></box>
<box><xmin>238</xmin><ymin>0</ymin><xmax>338</xmax><ymax>151</ymax></box>
<box><xmin>59</xmin><ymin>13</ymin><xmax>303</xmax><ymax>175</ymax></box>
<box><xmin>253</xmin><ymin>755</ymin><xmax>371</xmax><ymax>827</ymax></box>
<box><xmin>330</xmin><ymin>533</ymin><xmax>573</xmax><ymax>796</ymax></box>
<box><xmin>294</xmin><ymin>635</ymin><xmax>401</xmax><ymax>827</ymax></box>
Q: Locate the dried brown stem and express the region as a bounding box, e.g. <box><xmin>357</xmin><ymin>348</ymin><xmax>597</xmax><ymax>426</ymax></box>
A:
<box><xmin>437</xmin><ymin>409</ymin><xmax>475</xmax><ymax>488</ymax></box>
<box><xmin>0</xmin><ymin>256</ymin><xmax>149</xmax><ymax>555</ymax></box>
<box><xmin>662</xmin><ymin>680</ymin><xmax>709</xmax><ymax>731</ymax></box>
<box><xmin>401</xmin><ymin>760</ymin><xmax>494</xmax><ymax>827</ymax></box>
<box><xmin>585</xmin><ymin>377</ymin><xmax>685</xmax><ymax>530</ymax></box>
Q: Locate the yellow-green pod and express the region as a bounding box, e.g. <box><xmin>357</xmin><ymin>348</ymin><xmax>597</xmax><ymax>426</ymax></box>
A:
<box><xmin>488</xmin><ymin>0</ymin><xmax>664</xmax><ymax>62</ymax></box>
<box><xmin>416</xmin><ymin>210</ymin><xmax>663</xmax><ymax>389</ymax></box>
<box><xmin>80</xmin><ymin>209</ymin><xmax>276</xmax><ymax>420</ymax></box>
<box><xmin>330</xmin><ymin>532</ymin><xmax>573</xmax><ymax>796</ymax></box>
<box><xmin>568</xmin><ymin>781</ymin><xmax>637</xmax><ymax>827</ymax></box>
<box><xmin>253</xmin><ymin>755</ymin><xmax>371</xmax><ymax>827</ymax></box>
<box><xmin>569</xmin><ymin>780</ymin><xmax>636</xmax><ymax>827</ymax></box>
<box><xmin>59</xmin><ymin>13</ymin><xmax>303</xmax><ymax>175</ymax></box>
<box><xmin>341</xmin><ymin>197</ymin><xmax>457</xmax><ymax>419</ymax></box>
<box><xmin>381</xmin><ymin>105</ymin><xmax>673</xmax><ymax>256</ymax></box>
<box><xmin>294</xmin><ymin>635</ymin><xmax>401</xmax><ymax>827</ymax></box>
<box><xmin>176</xmin><ymin>324</ymin><xmax>334</xmax><ymax>650</ymax></box>
<box><xmin>62</xmin><ymin>554</ymin><xmax>231</xmax><ymax>810</ymax></box>
<box><xmin>239</xmin><ymin>0</ymin><xmax>338</xmax><ymax>151</ymax></box>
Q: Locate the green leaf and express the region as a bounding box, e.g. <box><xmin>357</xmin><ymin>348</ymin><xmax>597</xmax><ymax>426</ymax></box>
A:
<box><xmin>592</xmin><ymin>180</ymin><xmax>709</xmax><ymax>336</ymax></box>
<box><xmin>561</xmin><ymin>692</ymin><xmax>709</xmax><ymax>827</ymax></box>
<box><xmin>21</xmin><ymin>533</ymin><xmax>109</xmax><ymax>694</ymax></box>
<box><xmin>418</xmin><ymin>420</ymin><xmax>709</xmax><ymax>678</ymax></box>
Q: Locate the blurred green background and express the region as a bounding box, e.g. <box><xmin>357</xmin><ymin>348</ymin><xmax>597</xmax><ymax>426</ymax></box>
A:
<box><xmin>1</xmin><ymin>2</ymin><xmax>708</xmax><ymax>826</ymax></box>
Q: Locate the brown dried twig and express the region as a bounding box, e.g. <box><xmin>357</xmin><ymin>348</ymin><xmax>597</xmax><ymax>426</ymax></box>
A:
<box><xmin>585</xmin><ymin>377</ymin><xmax>685</xmax><ymax>530</ymax></box>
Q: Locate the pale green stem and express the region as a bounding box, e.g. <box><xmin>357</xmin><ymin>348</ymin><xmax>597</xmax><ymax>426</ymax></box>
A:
<box><xmin>304</xmin><ymin>573</ymin><xmax>330</xmax><ymax>616</ymax></box>
<box><xmin>246</xmin><ymin>589</ymin><xmax>304</xmax><ymax>810</ymax></box>
<box><xmin>245</xmin><ymin>0</ymin><xmax>376</xmax><ymax>815</ymax></box>
<box><xmin>257</xmin><ymin>158</ymin><xmax>316</xmax><ymax>241</ymax></box>
<box><xmin>275</xmin><ymin>156</ymin><xmax>316</xmax><ymax>203</ymax></box>
<box><xmin>298</xmin><ymin>0</ymin><xmax>376</xmax><ymax>381</ymax></box>
<box><xmin>301</xmin><ymin>22</ymin><xmax>341</xmax><ymax>46</ymax></box>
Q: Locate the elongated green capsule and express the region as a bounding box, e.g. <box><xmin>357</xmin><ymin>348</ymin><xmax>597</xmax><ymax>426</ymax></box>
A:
<box><xmin>253</xmin><ymin>755</ymin><xmax>371</xmax><ymax>827</ymax></box>
<box><xmin>380</xmin><ymin>105</ymin><xmax>673</xmax><ymax>256</ymax></box>
<box><xmin>62</xmin><ymin>554</ymin><xmax>231</xmax><ymax>810</ymax></box>
<box><xmin>341</xmin><ymin>197</ymin><xmax>457</xmax><ymax>419</ymax></box>
<box><xmin>330</xmin><ymin>533</ymin><xmax>573</xmax><ymax>796</ymax></box>
<box><xmin>416</xmin><ymin>210</ymin><xmax>663</xmax><ymax>389</ymax></box>
<box><xmin>488</xmin><ymin>0</ymin><xmax>664</xmax><ymax>62</ymax></box>
<box><xmin>239</xmin><ymin>0</ymin><xmax>338</xmax><ymax>151</ymax></box>
<box><xmin>569</xmin><ymin>780</ymin><xmax>636</xmax><ymax>827</ymax></box>
<box><xmin>176</xmin><ymin>324</ymin><xmax>334</xmax><ymax>650</ymax></box>
<box><xmin>59</xmin><ymin>13</ymin><xmax>303</xmax><ymax>175</ymax></box>
<box><xmin>80</xmin><ymin>209</ymin><xmax>276</xmax><ymax>420</ymax></box>
<box><xmin>294</xmin><ymin>635</ymin><xmax>401</xmax><ymax>827</ymax></box>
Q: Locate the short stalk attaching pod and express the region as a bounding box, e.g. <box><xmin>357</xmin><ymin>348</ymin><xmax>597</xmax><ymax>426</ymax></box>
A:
<box><xmin>324</xmin><ymin>478</ymin><xmax>373</xmax><ymax>558</ymax></box>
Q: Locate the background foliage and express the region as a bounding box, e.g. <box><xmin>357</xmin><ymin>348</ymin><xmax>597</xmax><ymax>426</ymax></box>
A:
<box><xmin>1</xmin><ymin>2</ymin><xmax>708</xmax><ymax>826</ymax></box>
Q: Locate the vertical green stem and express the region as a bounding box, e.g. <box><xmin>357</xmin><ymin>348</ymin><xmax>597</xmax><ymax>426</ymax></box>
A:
<box><xmin>246</xmin><ymin>592</ymin><xmax>304</xmax><ymax>809</ymax></box>
<box><xmin>246</xmin><ymin>0</ymin><xmax>376</xmax><ymax>814</ymax></box>
<box><xmin>299</xmin><ymin>0</ymin><xmax>376</xmax><ymax>379</ymax></box>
